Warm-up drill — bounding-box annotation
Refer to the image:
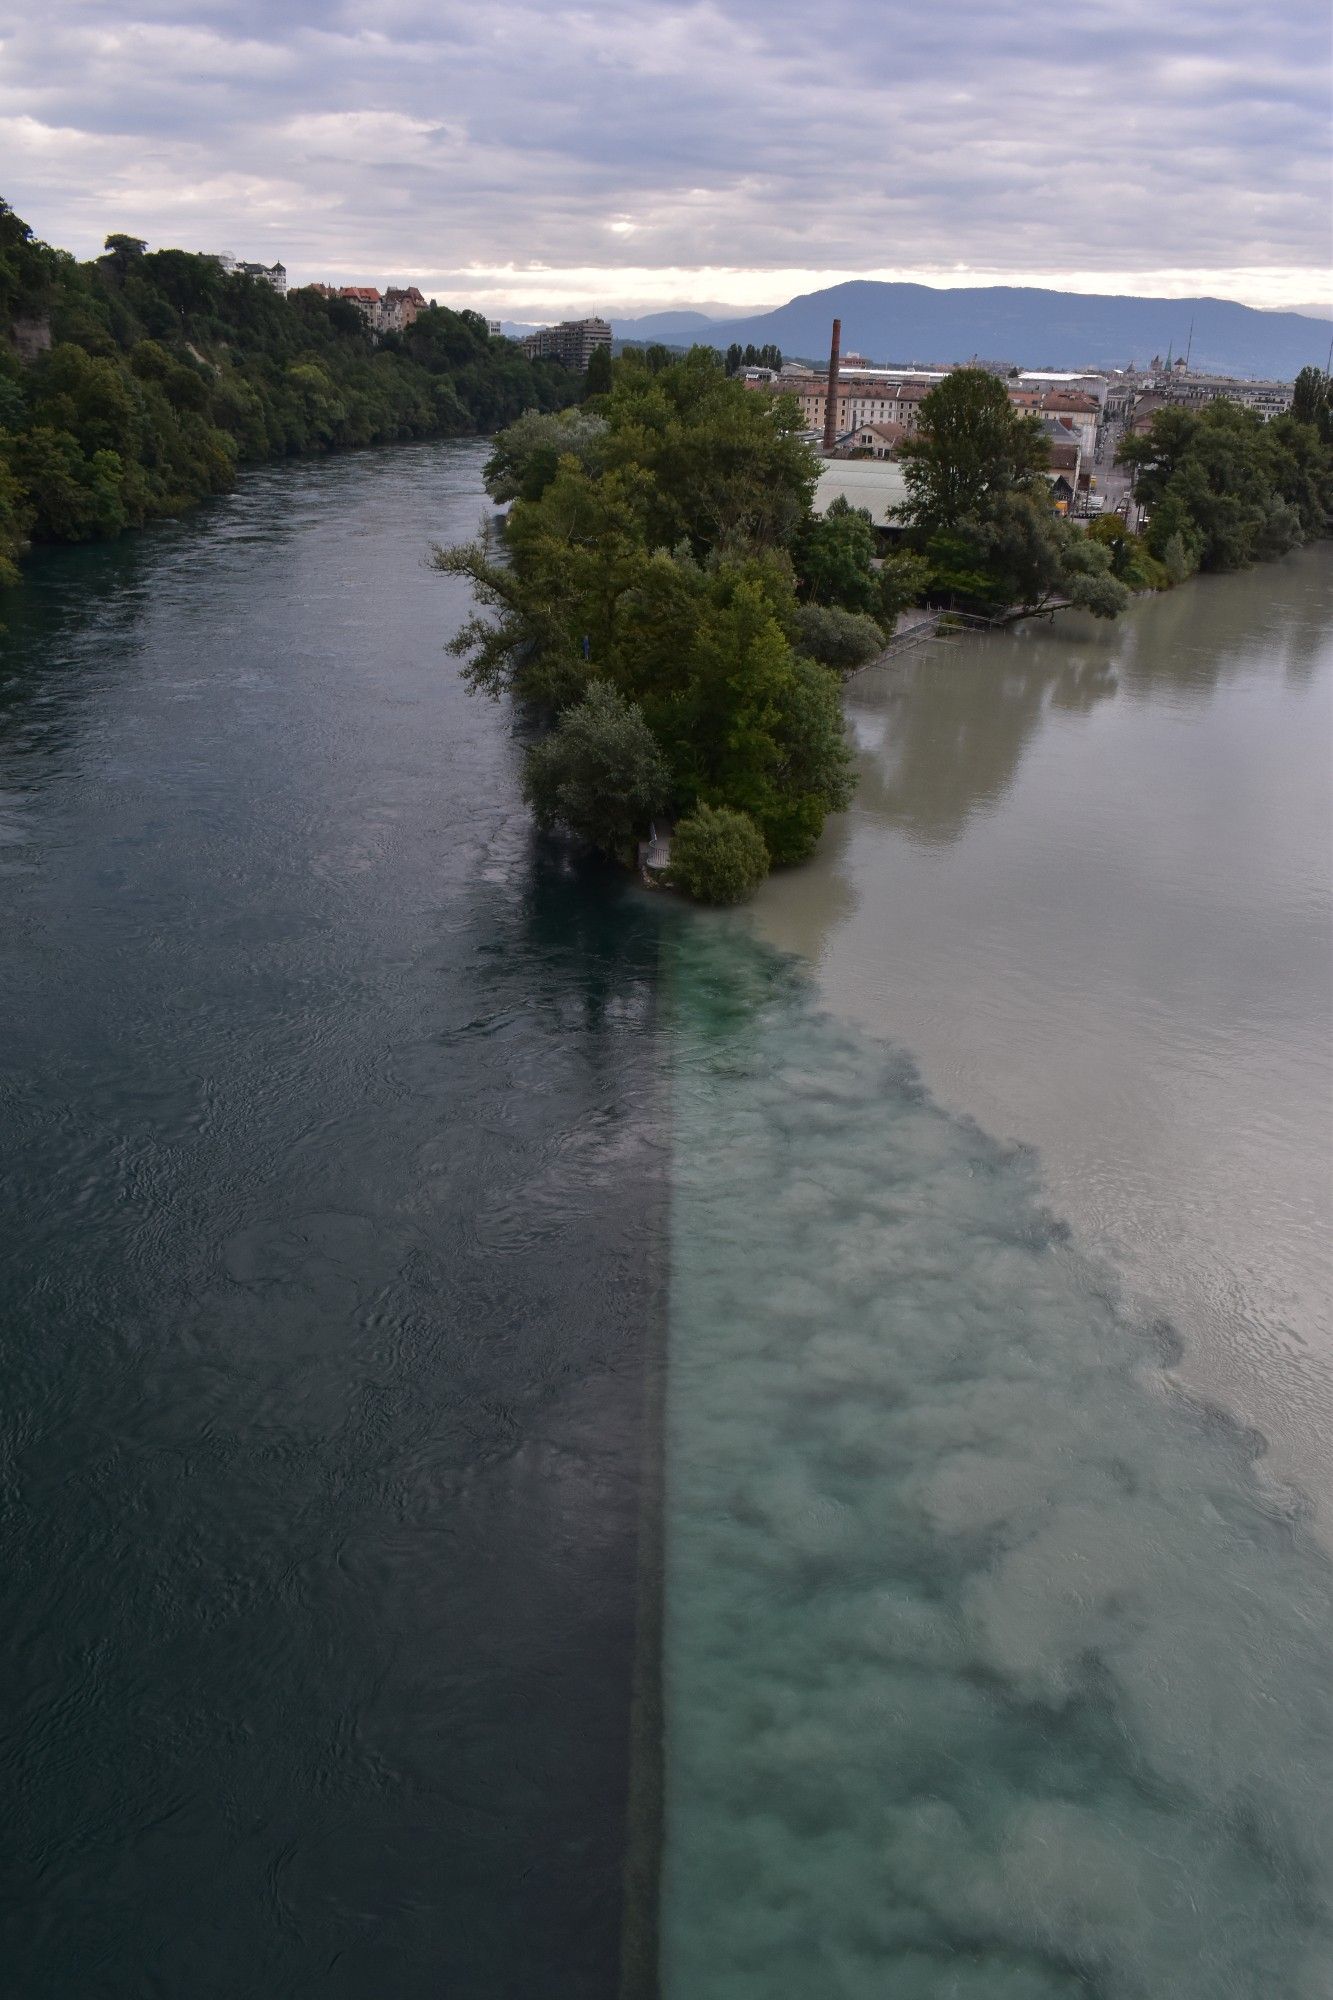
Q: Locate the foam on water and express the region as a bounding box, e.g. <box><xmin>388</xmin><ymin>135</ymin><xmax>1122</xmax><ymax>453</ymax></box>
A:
<box><xmin>659</xmin><ymin>922</ymin><xmax>1332</xmax><ymax>1999</ymax></box>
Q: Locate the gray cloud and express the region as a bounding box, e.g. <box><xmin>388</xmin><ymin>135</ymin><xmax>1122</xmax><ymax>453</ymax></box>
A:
<box><xmin>0</xmin><ymin>0</ymin><xmax>1328</xmax><ymax>312</ymax></box>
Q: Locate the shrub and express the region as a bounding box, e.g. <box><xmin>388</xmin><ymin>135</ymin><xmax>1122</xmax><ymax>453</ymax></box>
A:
<box><xmin>669</xmin><ymin>804</ymin><xmax>770</xmax><ymax>904</ymax></box>
<box><xmin>522</xmin><ymin>682</ymin><xmax>669</xmax><ymax>860</ymax></box>
<box><xmin>792</xmin><ymin>602</ymin><xmax>884</xmax><ymax>673</ymax></box>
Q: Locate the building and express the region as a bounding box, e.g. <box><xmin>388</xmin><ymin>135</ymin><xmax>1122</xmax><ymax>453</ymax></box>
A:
<box><xmin>844</xmin><ymin>421</ymin><xmax>908</xmax><ymax>458</ymax></box>
<box><xmin>1150</xmin><ymin>373</ymin><xmax>1294</xmax><ymax>419</ymax></box>
<box><xmin>1036</xmin><ymin>390</ymin><xmax>1100</xmax><ymax>463</ymax></box>
<box><xmin>1015</xmin><ymin>369</ymin><xmax>1109</xmax><ymax>408</ymax></box>
<box><xmin>774</xmin><ymin>370</ymin><xmax>940</xmax><ymax>439</ymax></box>
<box><xmin>208</xmin><ymin>256</ymin><xmax>287</xmax><ymax>293</ymax></box>
<box><xmin>519</xmin><ymin>317</ymin><xmax>613</xmax><ymax>372</ymax></box>
<box><xmin>380</xmin><ymin>285</ymin><xmax>429</xmax><ymax>333</ymax></box>
<box><xmin>339</xmin><ymin>286</ymin><xmax>382</xmax><ymax>326</ymax></box>
<box><xmin>812</xmin><ymin>459</ymin><xmax>911</xmax><ymax>537</ymax></box>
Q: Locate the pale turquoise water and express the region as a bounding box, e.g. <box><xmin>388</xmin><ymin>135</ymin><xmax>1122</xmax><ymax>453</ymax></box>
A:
<box><xmin>660</xmin><ymin>928</ymin><xmax>1331</xmax><ymax>1998</ymax></box>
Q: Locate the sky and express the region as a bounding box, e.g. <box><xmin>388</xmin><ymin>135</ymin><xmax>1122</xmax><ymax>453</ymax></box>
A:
<box><xmin>2</xmin><ymin>0</ymin><xmax>1330</xmax><ymax>320</ymax></box>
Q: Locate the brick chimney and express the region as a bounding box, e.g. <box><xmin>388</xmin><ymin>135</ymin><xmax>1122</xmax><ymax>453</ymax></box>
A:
<box><xmin>822</xmin><ymin>317</ymin><xmax>842</xmax><ymax>454</ymax></box>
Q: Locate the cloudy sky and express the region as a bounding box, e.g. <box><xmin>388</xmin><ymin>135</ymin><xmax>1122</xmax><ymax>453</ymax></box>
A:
<box><xmin>2</xmin><ymin>0</ymin><xmax>1329</xmax><ymax>318</ymax></box>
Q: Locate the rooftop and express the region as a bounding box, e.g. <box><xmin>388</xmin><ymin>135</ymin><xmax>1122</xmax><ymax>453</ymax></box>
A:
<box><xmin>813</xmin><ymin>459</ymin><xmax>910</xmax><ymax>524</ymax></box>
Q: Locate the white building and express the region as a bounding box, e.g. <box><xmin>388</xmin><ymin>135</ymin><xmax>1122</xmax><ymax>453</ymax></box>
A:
<box><xmin>813</xmin><ymin>459</ymin><xmax>911</xmax><ymax>531</ymax></box>
<box><xmin>1015</xmin><ymin>369</ymin><xmax>1109</xmax><ymax>408</ymax></box>
<box><xmin>207</xmin><ymin>255</ymin><xmax>286</xmax><ymax>293</ymax></box>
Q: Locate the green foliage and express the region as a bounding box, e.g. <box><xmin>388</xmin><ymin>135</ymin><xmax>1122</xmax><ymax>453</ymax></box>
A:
<box><xmin>1291</xmin><ymin>366</ymin><xmax>1329</xmax><ymax>429</ymax></box>
<box><xmin>483</xmin><ymin>406</ymin><xmax>608</xmax><ymax>503</ymax></box>
<box><xmin>1085</xmin><ymin>512</ymin><xmax>1169</xmax><ymax>588</ymax></box>
<box><xmin>668</xmin><ymin>803</ymin><xmax>770</xmax><ymax>904</ymax></box>
<box><xmin>1058</xmin><ymin>531</ymin><xmax>1132</xmax><ymax>619</ymax></box>
<box><xmin>0</xmin><ymin>199</ymin><xmax>578</xmax><ymax>574</ymax></box>
<box><xmin>901</xmin><ymin>367</ymin><xmax>1049</xmax><ymax>532</ymax></box>
<box><xmin>877</xmin><ymin>548</ymin><xmax>931</xmax><ymax>624</ymax></box>
<box><xmin>583</xmin><ymin>343</ymin><xmax>613</xmax><ymax>396</ymax></box>
<box><xmin>102</xmin><ymin>233</ymin><xmax>147</xmax><ymax>275</ymax></box>
<box><xmin>794</xmin><ymin>495</ymin><xmax>880</xmax><ymax>613</ymax></box>
<box><xmin>443</xmin><ymin>360</ymin><xmax>849</xmax><ymax>867</ymax></box>
<box><xmin>792</xmin><ymin>602</ymin><xmax>885</xmax><ymax>673</ymax></box>
<box><xmin>522</xmin><ymin>682</ymin><xmax>669</xmax><ymax>860</ymax></box>
<box><xmin>1159</xmin><ymin>531</ymin><xmax>1197</xmax><ymax>586</ymax></box>
<box><xmin>923</xmin><ymin>492</ymin><xmax>1129</xmax><ymax>619</ymax></box>
<box><xmin>724</xmin><ymin>343</ymin><xmax>783</xmax><ymax>375</ymax></box>
<box><xmin>1118</xmin><ymin>399</ymin><xmax>1332</xmax><ymax>572</ymax></box>
<box><xmin>0</xmin><ymin>199</ymin><xmax>57</xmax><ymax>321</ymax></box>
<box><xmin>600</xmin><ymin>346</ymin><xmax>817</xmax><ymax>555</ymax></box>
<box><xmin>0</xmin><ymin>452</ymin><xmax>30</xmax><ymax>585</ymax></box>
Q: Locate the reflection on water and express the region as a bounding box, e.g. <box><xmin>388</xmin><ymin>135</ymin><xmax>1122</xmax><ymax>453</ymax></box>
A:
<box><xmin>661</xmin><ymin>925</ymin><xmax>1333</xmax><ymax>1999</ymax></box>
<box><xmin>755</xmin><ymin>550</ymin><xmax>1333</xmax><ymax>1520</ymax></box>
<box><xmin>852</xmin><ymin>638</ymin><xmax>1119</xmax><ymax>845</ymax></box>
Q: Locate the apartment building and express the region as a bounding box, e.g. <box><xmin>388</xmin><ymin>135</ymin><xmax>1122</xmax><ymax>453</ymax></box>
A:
<box><xmin>519</xmin><ymin>318</ymin><xmax>613</xmax><ymax>371</ymax></box>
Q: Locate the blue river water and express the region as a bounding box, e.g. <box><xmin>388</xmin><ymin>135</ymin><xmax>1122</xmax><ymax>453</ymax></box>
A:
<box><xmin>1</xmin><ymin>442</ymin><xmax>1329</xmax><ymax>1997</ymax></box>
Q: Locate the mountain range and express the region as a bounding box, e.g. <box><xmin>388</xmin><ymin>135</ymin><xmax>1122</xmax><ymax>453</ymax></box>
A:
<box><xmin>603</xmin><ymin>282</ymin><xmax>1332</xmax><ymax>379</ymax></box>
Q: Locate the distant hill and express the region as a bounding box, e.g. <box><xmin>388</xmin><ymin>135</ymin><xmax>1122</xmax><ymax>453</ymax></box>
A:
<box><xmin>610</xmin><ymin>309</ymin><xmax>725</xmax><ymax>341</ymax></box>
<box><xmin>504</xmin><ymin>310</ymin><xmax>724</xmax><ymax>342</ymax></box>
<box><xmin>661</xmin><ymin>281</ymin><xmax>1331</xmax><ymax>380</ymax></box>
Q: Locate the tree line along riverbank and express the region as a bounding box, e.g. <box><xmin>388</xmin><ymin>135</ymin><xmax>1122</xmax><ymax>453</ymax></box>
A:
<box><xmin>0</xmin><ymin>198</ymin><xmax>578</xmax><ymax>586</ymax></box>
<box><xmin>437</xmin><ymin>351</ymin><xmax>1333</xmax><ymax>903</ymax></box>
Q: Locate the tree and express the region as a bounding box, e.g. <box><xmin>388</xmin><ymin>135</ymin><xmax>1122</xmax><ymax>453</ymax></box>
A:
<box><xmin>1086</xmin><ymin>512</ymin><xmax>1167</xmax><ymax>588</ymax></box>
<box><xmin>1291</xmin><ymin>366</ymin><xmax>1329</xmax><ymax>428</ymax></box>
<box><xmin>1122</xmin><ymin>400</ymin><xmax>1327</xmax><ymax>572</ymax></box>
<box><xmin>522</xmin><ymin>682</ymin><xmax>669</xmax><ymax>860</ymax></box>
<box><xmin>482</xmin><ymin>406</ymin><xmax>608</xmax><ymax>503</ymax></box>
<box><xmin>669</xmin><ymin>804</ymin><xmax>769</xmax><ymax>903</ymax></box>
<box><xmin>0</xmin><ymin>454</ymin><xmax>31</xmax><ymax>586</ymax></box>
<box><xmin>794</xmin><ymin>495</ymin><xmax>880</xmax><ymax>614</ymax></box>
<box><xmin>584</xmin><ymin>343</ymin><xmax>613</xmax><ymax>397</ymax></box>
<box><xmin>0</xmin><ymin>200</ymin><xmax>583</xmax><ymax>577</ymax></box>
<box><xmin>900</xmin><ymin>366</ymin><xmax>1049</xmax><ymax>531</ymax></box>
<box><xmin>877</xmin><ymin>548</ymin><xmax>931</xmax><ymax>624</ymax></box>
<box><xmin>602</xmin><ymin>348</ymin><xmax>816</xmax><ymax>556</ymax></box>
<box><xmin>792</xmin><ymin>603</ymin><xmax>885</xmax><ymax>673</ymax></box>
<box><xmin>102</xmin><ymin>233</ymin><xmax>147</xmax><ymax>278</ymax></box>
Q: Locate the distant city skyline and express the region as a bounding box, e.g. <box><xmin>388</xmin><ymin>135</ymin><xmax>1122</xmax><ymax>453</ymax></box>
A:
<box><xmin>3</xmin><ymin>1</ymin><xmax>1329</xmax><ymax>320</ymax></box>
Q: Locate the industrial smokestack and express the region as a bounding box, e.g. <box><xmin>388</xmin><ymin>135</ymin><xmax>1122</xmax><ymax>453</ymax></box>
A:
<box><xmin>822</xmin><ymin>317</ymin><xmax>842</xmax><ymax>455</ymax></box>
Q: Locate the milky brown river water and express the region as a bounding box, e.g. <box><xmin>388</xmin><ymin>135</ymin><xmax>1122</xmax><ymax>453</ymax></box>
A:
<box><xmin>754</xmin><ymin>554</ymin><xmax>1333</xmax><ymax>1524</ymax></box>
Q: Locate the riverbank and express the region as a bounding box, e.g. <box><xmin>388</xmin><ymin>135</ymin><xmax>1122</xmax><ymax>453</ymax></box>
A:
<box><xmin>0</xmin><ymin>200</ymin><xmax>577</xmax><ymax>587</ymax></box>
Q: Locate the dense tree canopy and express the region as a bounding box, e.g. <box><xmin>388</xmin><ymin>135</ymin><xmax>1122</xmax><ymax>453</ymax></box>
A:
<box><xmin>669</xmin><ymin>803</ymin><xmax>771</xmax><ymax>903</ymax></box>
<box><xmin>901</xmin><ymin>368</ymin><xmax>1050</xmax><ymax>531</ymax></box>
<box><xmin>0</xmin><ymin>197</ymin><xmax>578</xmax><ymax>582</ymax></box>
<box><xmin>1118</xmin><ymin>400</ymin><xmax>1332</xmax><ymax>574</ymax></box>
<box><xmin>522</xmin><ymin>682</ymin><xmax>669</xmax><ymax>861</ymax></box>
<box><xmin>900</xmin><ymin>367</ymin><xmax>1129</xmax><ymax>617</ymax></box>
<box><xmin>438</xmin><ymin>350</ymin><xmax>853</xmax><ymax>882</ymax></box>
<box><xmin>724</xmin><ymin>343</ymin><xmax>783</xmax><ymax>376</ymax></box>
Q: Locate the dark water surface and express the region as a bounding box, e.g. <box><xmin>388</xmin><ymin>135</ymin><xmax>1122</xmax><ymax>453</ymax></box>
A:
<box><xmin>0</xmin><ymin>443</ymin><xmax>666</xmax><ymax>1997</ymax></box>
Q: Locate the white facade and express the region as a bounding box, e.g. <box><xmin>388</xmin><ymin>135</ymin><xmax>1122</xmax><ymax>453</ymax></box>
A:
<box><xmin>1016</xmin><ymin>369</ymin><xmax>1109</xmax><ymax>407</ymax></box>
